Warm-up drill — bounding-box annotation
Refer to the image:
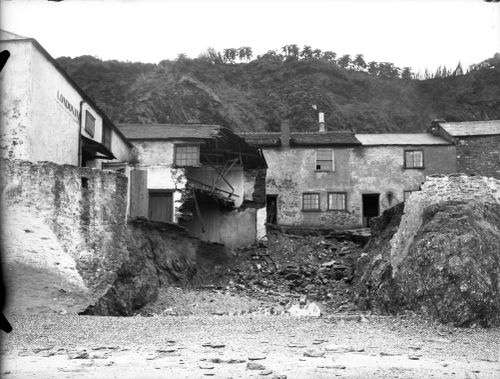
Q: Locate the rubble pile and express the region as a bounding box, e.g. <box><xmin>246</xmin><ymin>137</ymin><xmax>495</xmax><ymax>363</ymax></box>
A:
<box><xmin>217</xmin><ymin>230</ymin><xmax>363</xmax><ymax>311</ymax></box>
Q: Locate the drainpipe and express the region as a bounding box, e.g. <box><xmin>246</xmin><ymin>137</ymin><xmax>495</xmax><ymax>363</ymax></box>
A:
<box><xmin>78</xmin><ymin>101</ymin><xmax>84</xmax><ymax>166</ymax></box>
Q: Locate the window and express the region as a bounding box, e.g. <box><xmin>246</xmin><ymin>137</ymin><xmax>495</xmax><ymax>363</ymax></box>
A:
<box><xmin>174</xmin><ymin>145</ymin><xmax>200</xmax><ymax>167</ymax></box>
<box><xmin>328</xmin><ymin>192</ymin><xmax>347</xmax><ymax>211</ymax></box>
<box><xmin>302</xmin><ymin>193</ymin><xmax>320</xmax><ymax>211</ymax></box>
<box><xmin>316</xmin><ymin>149</ymin><xmax>334</xmax><ymax>171</ymax></box>
<box><xmin>102</xmin><ymin>124</ymin><xmax>112</xmax><ymax>150</ymax></box>
<box><xmin>85</xmin><ymin>110</ymin><xmax>95</xmax><ymax>137</ymax></box>
<box><xmin>404</xmin><ymin>150</ymin><xmax>424</xmax><ymax>168</ymax></box>
<box><xmin>403</xmin><ymin>190</ymin><xmax>413</xmax><ymax>201</ymax></box>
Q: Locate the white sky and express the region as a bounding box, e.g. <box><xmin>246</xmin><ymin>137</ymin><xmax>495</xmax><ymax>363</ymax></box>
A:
<box><xmin>1</xmin><ymin>0</ymin><xmax>499</xmax><ymax>74</ymax></box>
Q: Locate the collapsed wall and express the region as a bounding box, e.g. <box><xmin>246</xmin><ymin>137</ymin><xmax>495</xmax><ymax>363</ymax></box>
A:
<box><xmin>0</xmin><ymin>159</ymin><xmax>207</xmax><ymax>315</ymax></box>
<box><xmin>358</xmin><ymin>174</ymin><xmax>500</xmax><ymax>326</ymax></box>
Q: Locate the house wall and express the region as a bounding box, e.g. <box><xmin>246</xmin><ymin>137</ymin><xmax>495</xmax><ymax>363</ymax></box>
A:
<box><xmin>261</xmin><ymin>144</ymin><xmax>457</xmax><ymax>229</ymax></box>
<box><xmin>350</xmin><ymin>145</ymin><xmax>457</xmax><ymax>225</ymax></box>
<box><xmin>0</xmin><ymin>39</ymin><xmax>130</xmax><ymax>167</ymax></box>
<box><xmin>0</xmin><ymin>41</ymin><xmax>35</xmax><ymax>161</ymax></box>
<box><xmin>131</xmin><ymin>140</ymin><xmax>187</xmax><ymax>221</ymax></box>
<box><xmin>453</xmin><ymin>136</ymin><xmax>500</xmax><ymax>179</ymax></box>
<box><xmin>262</xmin><ymin>147</ymin><xmax>357</xmax><ymax>228</ymax></box>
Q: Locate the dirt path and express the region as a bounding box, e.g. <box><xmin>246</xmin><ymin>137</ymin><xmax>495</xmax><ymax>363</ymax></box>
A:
<box><xmin>2</xmin><ymin>311</ymin><xmax>499</xmax><ymax>378</ymax></box>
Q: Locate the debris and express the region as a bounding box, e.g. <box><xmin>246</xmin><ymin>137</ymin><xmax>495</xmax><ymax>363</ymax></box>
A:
<box><xmin>260</xmin><ymin>369</ymin><xmax>273</xmax><ymax>375</ymax></box>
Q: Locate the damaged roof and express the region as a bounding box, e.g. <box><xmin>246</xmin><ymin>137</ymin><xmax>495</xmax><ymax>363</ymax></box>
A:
<box><xmin>117</xmin><ymin>123</ymin><xmax>267</xmax><ymax>169</ymax></box>
<box><xmin>117</xmin><ymin>123</ymin><xmax>223</xmax><ymax>140</ymax></box>
<box><xmin>242</xmin><ymin>131</ymin><xmax>360</xmax><ymax>147</ymax></box>
<box><xmin>437</xmin><ymin>120</ymin><xmax>500</xmax><ymax>137</ymax></box>
<box><xmin>355</xmin><ymin>133</ymin><xmax>451</xmax><ymax>146</ymax></box>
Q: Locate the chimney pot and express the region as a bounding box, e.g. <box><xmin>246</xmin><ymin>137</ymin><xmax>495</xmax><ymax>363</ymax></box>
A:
<box><xmin>318</xmin><ymin>112</ymin><xmax>325</xmax><ymax>132</ymax></box>
<box><xmin>281</xmin><ymin>120</ymin><xmax>290</xmax><ymax>148</ymax></box>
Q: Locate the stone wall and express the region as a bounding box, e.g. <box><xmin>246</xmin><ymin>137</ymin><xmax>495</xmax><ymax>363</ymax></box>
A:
<box><xmin>390</xmin><ymin>174</ymin><xmax>500</xmax><ymax>270</ymax></box>
<box><xmin>454</xmin><ymin>136</ymin><xmax>500</xmax><ymax>179</ymax></box>
<box><xmin>0</xmin><ymin>159</ymin><xmax>205</xmax><ymax>315</ymax></box>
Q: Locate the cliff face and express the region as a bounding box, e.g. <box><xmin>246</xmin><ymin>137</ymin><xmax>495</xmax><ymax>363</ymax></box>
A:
<box><xmin>56</xmin><ymin>55</ymin><xmax>500</xmax><ymax>133</ymax></box>
<box><xmin>357</xmin><ymin>175</ymin><xmax>500</xmax><ymax>327</ymax></box>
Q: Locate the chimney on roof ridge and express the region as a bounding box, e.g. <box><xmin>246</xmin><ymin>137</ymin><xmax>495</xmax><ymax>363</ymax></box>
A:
<box><xmin>318</xmin><ymin>112</ymin><xmax>325</xmax><ymax>132</ymax></box>
<box><xmin>281</xmin><ymin>119</ymin><xmax>290</xmax><ymax>148</ymax></box>
<box><xmin>429</xmin><ymin>118</ymin><xmax>446</xmax><ymax>135</ymax></box>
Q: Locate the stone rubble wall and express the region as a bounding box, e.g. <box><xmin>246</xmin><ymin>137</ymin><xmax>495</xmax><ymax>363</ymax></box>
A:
<box><xmin>0</xmin><ymin>159</ymin><xmax>205</xmax><ymax>315</ymax></box>
<box><xmin>390</xmin><ymin>174</ymin><xmax>500</xmax><ymax>271</ymax></box>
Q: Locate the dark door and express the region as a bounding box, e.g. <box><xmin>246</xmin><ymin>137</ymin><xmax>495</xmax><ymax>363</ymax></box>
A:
<box><xmin>149</xmin><ymin>191</ymin><xmax>173</xmax><ymax>223</ymax></box>
<box><xmin>266</xmin><ymin>195</ymin><xmax>278</xmax><ymax>225</ymax></box>
<box><xmin>362</xmin><ymin>193</ymin><xmax>380</xmax><ymax>227</ymax></box>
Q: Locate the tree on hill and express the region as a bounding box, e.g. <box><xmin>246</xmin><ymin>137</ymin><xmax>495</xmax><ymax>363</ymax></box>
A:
<box><xmin>367</xmin><ymin>61</ymin><xmax>379</xmax><ymax>76</ymax></box>
<box><xmin>353</xmin><ymin>54</ymin><xmax>367</xmax><ymax>71</ymax></box>
<box><xmin>321</xmin><ymin>51</ymin><xmax>337</xmax><ymax>62</ymax></box>
<box><xmin>337</xmin><ymin>54</ymin><xmax>351</xmax><ymax>69</ymax></box>
<box><xmin>401</xmin><ymin>67</ymin><xmax>412</xmax><ymax>80</ymax></box>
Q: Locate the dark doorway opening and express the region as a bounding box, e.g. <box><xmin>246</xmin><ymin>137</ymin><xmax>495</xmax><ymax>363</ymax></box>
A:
<box><xmin>362</xmin><ymin>193</ymin><xmax>380</xmax><ymax>227</ymax></box>
<box><xmin>149</xmin><ymin>191</ymin><xmax>174</xmax><ymax>223</ymax></box>
<box><xmin>266</xmin><ymin>195</ymin><xmax>278</xmax><ymax>225</ymax></box>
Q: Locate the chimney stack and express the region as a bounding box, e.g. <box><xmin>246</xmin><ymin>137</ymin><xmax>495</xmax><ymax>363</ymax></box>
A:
<box><xmin>281</xmin><ymin>119</ymin><xmax>290</xmax><ymax>148</ymax></box>
<box><xmin>318</xmin><ymin>112</ymin><xmax>325</xmax><ymax>132</ymax></box>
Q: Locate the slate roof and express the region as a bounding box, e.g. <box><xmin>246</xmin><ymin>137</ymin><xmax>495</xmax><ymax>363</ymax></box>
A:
<box><xmin>355</xmin><ymin>133</ymin><xmax>451</xmax><ymax>146</ymax></box>
<box><xmin>242</xmin><ymin>131</ymin><xmax>360</xmax><ymax>147</ymax></box>
<box><xmin>438</xmin><ymin>120</ymin><xmax>500</xmax><ymax>137</ymax></box>
<box><xmin>117</xmin><ymin>124</ymin><xmax>222</xmax><ymax>140</ymax></box>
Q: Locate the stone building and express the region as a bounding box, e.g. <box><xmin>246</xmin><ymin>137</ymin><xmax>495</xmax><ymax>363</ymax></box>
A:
<box><xmin>429</xmin><ymin>120</ymin><xmax>500</xmax><ymax>179</ymax></box>
<box><xmin>244</xmin><ymin>117</ymin><xmax>457</xmax><ymax>229</ymax></box>
<box><xmin>0</xmin><ymin>29</ymin><xmax>132</xmax><ymax>167</ymax></box>
<box><xmin>117</xmin><ymin>123</ymin><xmax>268</xmax><ymax>249</ymax></box>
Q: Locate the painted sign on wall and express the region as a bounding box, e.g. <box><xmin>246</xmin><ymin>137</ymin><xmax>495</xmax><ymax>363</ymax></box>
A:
<box><xmin>56</xmin><ymin>91</ymin><xmax>80</xmax><ymax>120</ymax></box>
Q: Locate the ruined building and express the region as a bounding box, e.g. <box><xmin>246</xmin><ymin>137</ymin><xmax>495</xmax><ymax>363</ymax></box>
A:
<box><xmin>117</xmin><ymin>123</ymin><xmax>267</xmax><ymax>249</ymax></box>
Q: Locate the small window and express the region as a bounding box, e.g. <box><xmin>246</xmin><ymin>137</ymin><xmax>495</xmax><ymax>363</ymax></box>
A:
<box><xmin>85</xmin><ymin>110</ymin><xmax>95</xmax><ymax>137</ymax></box>
<box><xmin>175</xmin><ymin>145</ymin><xmax>200</xmax><ymax>167</ymax></box>
<box><xmin>316</xmin><ymin>149</ymin><xmax>334</xmax><ymax>171</ymax></box>
<box><xmin>404</xmin><ymin>150</ymin><xmax>424</xmax><ymax>168</ymax></box>
<box><xmin>328</xmin><ymin>192</ymin><xmax>347</xmax><ymax>210</ymax></box>
<box><xmin>102</xmin><ymin>124</ymin><xmax>112</xmax><ymax>150</ymax></box>
<box><xmin>302</xmin><ymin>193</ymin><xmax>320</xmax><ymax>211</ymax></box>
<box><xmin>403</xmin><ymin>190</ymin><xmax>413</xmax><ymax>201</ymax></box>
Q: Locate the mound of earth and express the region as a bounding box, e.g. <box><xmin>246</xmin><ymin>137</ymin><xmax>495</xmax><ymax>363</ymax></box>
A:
<box><xmin>358</xmin><ymin>201</ymin><xmax>500</xmax><ymax>327</ymax></box>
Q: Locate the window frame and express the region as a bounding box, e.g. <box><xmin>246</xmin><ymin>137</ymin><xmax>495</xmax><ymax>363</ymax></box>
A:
<box><xmin>327</xmin><ymin>192</ymin><xmax>347</xmax><ymax>211</ymax></box>
<box><xmin>302</xmin><ymin>192</ymin><xmax>321</xmax><ymax>212</ymax></box>
<box><xmin>102</xmin><ymin>123</ymin><xmax>112</xmax><ymax>150</ymax></box>
<box><xmin>315</xmin><ymin>149</ymin><xmax>334</xmax><ymax>172</ymax></box>
<box><xmin>174</xmin><ymin>144</ymin><xmax>201</xmax><ymax>167</ymax></box>
<box><xmin>84</xmin><ymin>110</ymin><xmax>96</xmax><ymax>137</ymax></box>
<box><xmin>404</xmin><ymin>149</ymin><xmax>424</xmax><ymax>169</ymax></box>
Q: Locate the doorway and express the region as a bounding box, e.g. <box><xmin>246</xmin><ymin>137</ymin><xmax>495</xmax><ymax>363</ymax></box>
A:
<box><xmin>266</xmin><ymin>195</ymin><xmax>278</xmax><ymax>225</ymax></box>
<box><xmin>148</xmin><ymin>191</ymin><xmax>174</xmax><ymax>223</ymax></box>
<box><xmin>362</xmin><ymin>193</ymin><xmax>380</xmax><ymax>227</ymax></box>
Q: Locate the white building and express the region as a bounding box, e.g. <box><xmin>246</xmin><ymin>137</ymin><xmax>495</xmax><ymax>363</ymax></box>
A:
<box><xmin>0</xmin><ymin>30</ymin><xmax>132</xmax><ymax>167</ymax></box>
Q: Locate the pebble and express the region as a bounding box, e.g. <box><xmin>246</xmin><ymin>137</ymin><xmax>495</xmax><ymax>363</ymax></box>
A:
<box><xmin>248</xmin><ymin>354</ymin><xmax>267</xmax><ymax>360</ymax></box>
<box><xmin>304</xmin><ymin>348</ymin><xmax>325</xmax><ymax>357</ymax></box>
<box><xmin>247</xmin><ymin>362</ymin><xmax>266</xmax><ymax>370</ymax></box>
<box><xmin>260</xmin><ymin>369</ymin><xmax>273</xmax><ymax>375</ymax></box>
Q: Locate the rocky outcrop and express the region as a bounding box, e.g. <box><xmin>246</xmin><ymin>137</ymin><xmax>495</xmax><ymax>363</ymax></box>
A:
<box><xmin>82</xmin><ymin>219</ymin><xmax>199</xmax><ymax>316</ymax></box>
<box><xmin>357</xmin><ymin>175</ymin><xmax>500</xmax><ymax>326</ymax></box>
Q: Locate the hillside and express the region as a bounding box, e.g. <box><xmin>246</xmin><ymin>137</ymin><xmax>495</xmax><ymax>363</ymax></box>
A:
<box><xmin>56</xmin><ymin>54</ymin><xmax>500</xmax><ymax>133</ymax></box>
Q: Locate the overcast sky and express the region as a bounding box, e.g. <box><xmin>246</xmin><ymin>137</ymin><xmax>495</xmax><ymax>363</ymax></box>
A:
<box><xmin>1</xmin><ymin>0</ymin><xmax>499</xmax><ymax>74</ymax></box>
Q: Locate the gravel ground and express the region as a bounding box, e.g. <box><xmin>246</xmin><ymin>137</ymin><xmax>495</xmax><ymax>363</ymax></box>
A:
<box><xmin>2</xmin><ymin>311</ymin><xmax>499</xmax><ymax>378</ymax></box>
